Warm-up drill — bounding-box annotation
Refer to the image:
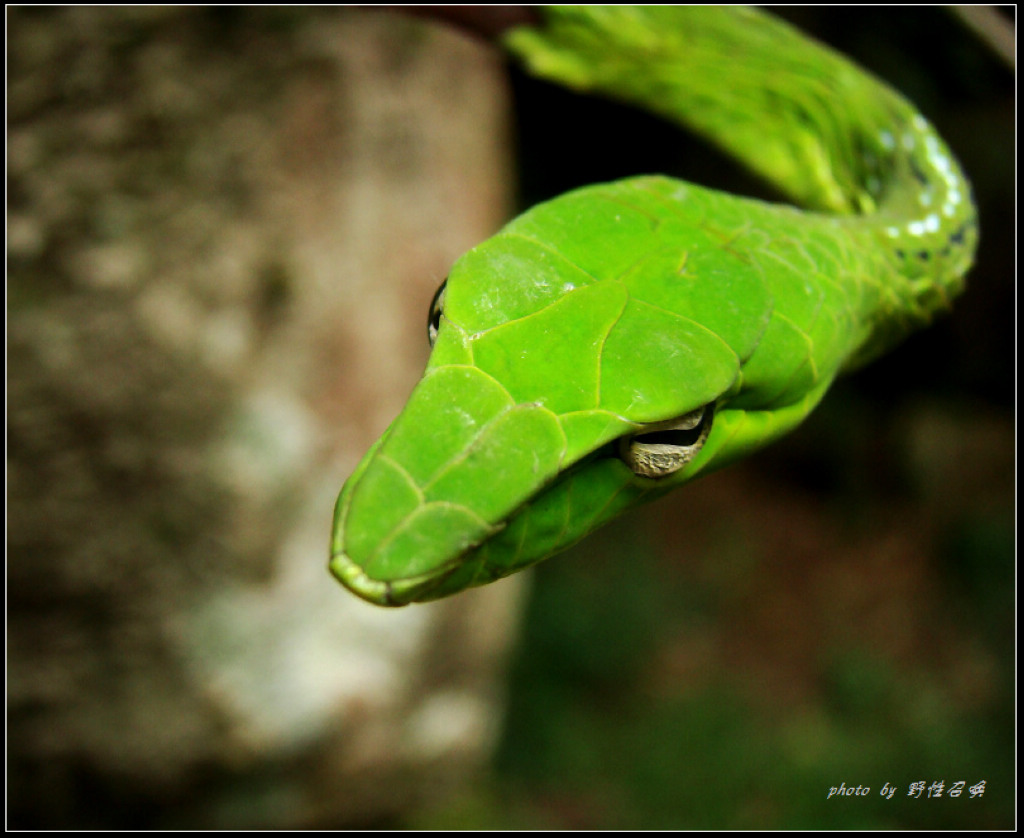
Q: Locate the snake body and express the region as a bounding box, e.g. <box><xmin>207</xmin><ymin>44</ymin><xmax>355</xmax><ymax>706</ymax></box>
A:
<box><xmin>331</xmin><ymin>7</ymin><xmax>977</xmax><ymax>606</ymax></box>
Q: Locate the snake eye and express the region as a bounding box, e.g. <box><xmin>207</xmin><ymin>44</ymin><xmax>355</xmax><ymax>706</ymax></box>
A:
<box><xmin>427</xmin><ymin>278</ymin><xmax>447</xmax><ymax>347</ymax></box>
<box><xmin>618</xmin><ymin>404</ymin><xmax>714</xmax><ymax>479</ymax></box>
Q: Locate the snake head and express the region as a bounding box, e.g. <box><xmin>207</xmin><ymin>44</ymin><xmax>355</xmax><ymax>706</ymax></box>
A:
<box><xmin>332</xmin><ymin>177</ymin><xmax>848</xmax><ymax>605</ymax></box>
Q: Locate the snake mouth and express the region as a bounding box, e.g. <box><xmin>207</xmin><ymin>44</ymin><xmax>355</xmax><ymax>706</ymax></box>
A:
<box><xmin>329</xmin><ymin>549</ymin><xmax>462</xmax><ymax>607</ymax></box>
<box><xmin>329</xmin><ymin>408</ymin><xmax>720</xmax><ymax>607</ymax></box>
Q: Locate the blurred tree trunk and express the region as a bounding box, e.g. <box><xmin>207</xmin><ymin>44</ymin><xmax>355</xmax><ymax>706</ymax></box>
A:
<box><xmin>8</xmin><ymin>7</ymin><xmax>525</xmax><ymax>828</ymax></box>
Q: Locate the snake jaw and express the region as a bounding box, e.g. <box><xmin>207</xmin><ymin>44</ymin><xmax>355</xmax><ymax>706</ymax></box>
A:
<box><xmin>329</xmin><ymin>549</ymin><xmax>462</xmax><ymax>607</ymax></box>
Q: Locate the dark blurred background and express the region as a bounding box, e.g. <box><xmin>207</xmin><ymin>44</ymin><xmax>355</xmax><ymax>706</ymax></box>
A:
<box><xmin>8</xmin><ymin>6</ymin><xmax>1014</xmax><ymax>829</ymax></box>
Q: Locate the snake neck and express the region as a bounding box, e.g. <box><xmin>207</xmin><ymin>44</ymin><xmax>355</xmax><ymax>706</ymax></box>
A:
<box><xmin>839</xmin><ymin>112</ymin><xmax>977</xmax><ymax>368</ymax></box>
<box><xmin>504</xmin><ymin>7</ymin><xmax>978</xmax><ymax>362</ymax></box>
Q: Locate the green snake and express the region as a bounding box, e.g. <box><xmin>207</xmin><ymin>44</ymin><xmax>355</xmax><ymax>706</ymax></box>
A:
<box><xmin>330</xmin><ymin>7</ymin><xmax>978</xmax><ymax>606</ymax></box>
